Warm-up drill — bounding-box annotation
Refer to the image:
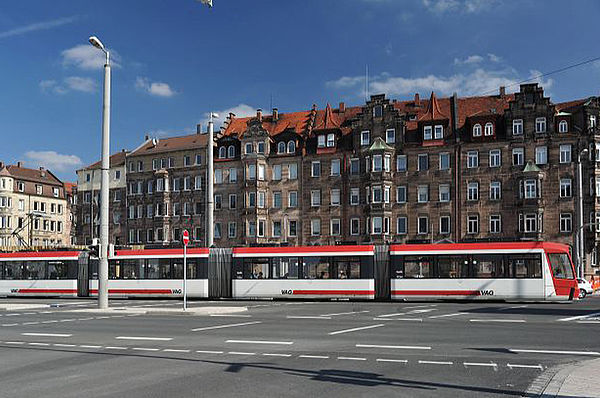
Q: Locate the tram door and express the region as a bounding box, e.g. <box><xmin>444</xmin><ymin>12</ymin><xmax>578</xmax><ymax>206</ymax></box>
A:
<box><xmin>374</xmin><ymin>245</ymin><xmax>391</xmax><ymax>300</ymax></box>
<box><xmin>77</xmin><ymin>251</ymin><xmax>90</xmax><ymax>297</ymax></box>
<box><xmin>208</xmin><ymin>248</ymin><xmax>232</xmax><ymax>298</ymax></box>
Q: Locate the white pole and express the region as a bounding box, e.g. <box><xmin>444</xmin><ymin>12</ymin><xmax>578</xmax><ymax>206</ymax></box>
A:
<box><xmin>98</xmin><ymin>50</ymin><xmax>111</xmax><ymax>309</ymax></box>
<box><xmin>183</xmin><ymin>244</ymin><xmax>187</xmax><ymax>311</ymax></box>
<box><xmin>577</xmin><ymin>152</ymin><xmax>585</xmax><ymax>279</ymax></box>
<box><xmin>207</xmin><ymin>116</ymin><xmax>214</xmax><ymax>248</ymax></box>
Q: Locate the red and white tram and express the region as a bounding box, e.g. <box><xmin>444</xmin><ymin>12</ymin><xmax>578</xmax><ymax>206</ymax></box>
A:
<box><xmin>390</xmin><ymin>242</ymin><xmax>579</xmax><ymax>301</ymax></box>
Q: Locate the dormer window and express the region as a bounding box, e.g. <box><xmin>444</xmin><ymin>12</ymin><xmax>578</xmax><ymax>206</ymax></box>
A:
<box><xmin>326</xmin><ymin>133</ymin><xmax>335</xmax><ymax>147</ymax></box>
<box><xmin>245</xmin><ymin>143</ymin><xmax>253</xmax><ymax>154</ymax></box>
<box><xmin>535</xmin><ymin>117</ymin><xmax>547</xmax><ymax>133</ymax></box>
<box><xmin>228</xmin><ymin>145</ymin><xmax>235</xmax><ymax>158</ymax></box>
<box><xmin>386</xmin><ymin>129</ymin><xmax>395</xmax><ymax>144</ymax></box>
<box><xmin>484</xmin><ymin>122</ymin><xmax>494</xmax><ymax>136</ymax></box>
<box><xmin>423</xmin><ymin>126</ymin><xmax>432</xmax><ymax>140</ymax></box>
<box><xmin>218</xmin><ymin>147</ymin><xmax>226</xmax><ymax>159</ymax></box>
<box><xmin>473</xmin><ymin>124</ymin><xmax>482</xmax><ymax>137</ymax></box>
<box><xmin>361</xmin><ymin>130</ymin><xmax>370</xmax><ymax>146</ymax></box>
<box><xmin>317</xmin><ymin>135</ymin><xmax>326</xmax><ymax>148</ymax></box>
<box><xmin>373</xmin><ymin>105</ymin><xmax>383</xmax><ymax>118</ymax></box>
<box><xmin>278</xmin><ymin>142</ymin><xmax>286</xmax><ymax>154</ymax></box>
<box><xmin>559</xmin><ymin>120</ymin><xmax>568</xmax><ymax>133</ymax></box>
<box><xmin>287</xmin><ymin>140</ymin><xmax>296</xmax><ymax>153</ymax></box>
<box><xmin>257</xmin><ymin>142</ymin><xmax>265</xmax><ymax>154</ymax></box>
<box><xmin>434</xmin><ymin>125</ymin><xmax>443</xmax><ymax>139</ymax></box>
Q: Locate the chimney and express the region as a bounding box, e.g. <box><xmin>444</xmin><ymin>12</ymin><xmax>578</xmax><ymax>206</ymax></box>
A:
<box><xmin>257</xmin><ymin>109</ymin><xmax>262</xmax><ymax>122</ymax></box>
<box><xmin>17</xmin><ymin>161</ymin><xmax>22</xmax><ymax>168</ymax></box>
<box><xmin>272</xmin><ymin>108</ymin><xmax>279</xmax><ymax>121</ymax></box>
<box><xmin>0</xmin><ymin>161</ymin><xmax>3</xmax><ymax>168</ymax></box>
<box><xmin>414</xmin><ymin>93</ymin><xmax>420</xmax><ymax>106</ymax></box>
<box><xmin>144</xmin><ymin>134</ymin><xmax>150</xmax><ymax>141</ymax></box>
<box><xmin>499</xmin><ymin>86</ymin><xmax>506</xmax><ymax>97</ymax></box>
<box><xmin>196</xmin><ymin>123</ymin><xmax>202</xmax><ymax>134</ymax></box>
<box><xmin>339</xmin><ymin>102</ymin><xmax>345</xmax><ymax>113</ymax></box>
<box><xmin>39</xmin><ymin>166</ymin><xmax>46</xmax><ymax>177</ymax></box>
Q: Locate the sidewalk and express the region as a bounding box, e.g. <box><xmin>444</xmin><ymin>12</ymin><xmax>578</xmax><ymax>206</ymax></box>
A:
<box><xmin>68</xmin><ymin>305</ymin><xmax>249</xmax><ymax>316</ymax></box>
<box><xmin>541</xmin><ymin>358</ymin><xmax>600</xmax><ymax>397</ymax></box>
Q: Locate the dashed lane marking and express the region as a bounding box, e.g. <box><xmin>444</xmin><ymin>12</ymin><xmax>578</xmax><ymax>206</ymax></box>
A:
<box><xmin>463</xmin><ymin>362</ymin><xmax>497</xmax><ymax>368</ymax></box>
<box><xmin>509</xmin><ymin>349</ymin><xmax>600</xmax><ymax>356</ymax></box>
<box><xmin>299</xmin><ymin>355</ymin><xmax>329</xmax><ymax>359</ymax></box>
<box><xmin>228</xmin><ymin>351</ymin><xmax>256</xmax><ymax>356</ymax></box>
<box><xmin>132</xmin><ymin>347</ymin><xmax>160</xmax><ymax>352</ymax></box>
<box><xmin>116</xmin><ymin>336</ymin><xmax>173</xmax><ymax>341</ymax></box>
<box><xmin>338</xmin><ymin>356</ymin><xmax>367</xmax><ymax>361</ymax></box>
<box><xmin>376</xmin><ymin>358</ymin><xmax>408</xmax><ymax>363</ymax></box>
<box><xmin>262</xmin><ymin>353</ymin><xmax>292</xmax><ymax>357</ymax></box>
<box><xmin>321</xmin><ymin>311</ymin><xmax>370</xmax><ymax>317</ymax></box>
<box><xmin>191</xmin><ymin>321</ymin><xmax>262</xmax><ymax>332</ymax></box>
<box><xmin>286</xmin><ymin>316</ymin><xmax>332</xmax><ymax>320</ymax></box>
<box><xmin>507</xmin><ymin>363</ymin><xmax>543</xmax><ymax>370</ymax></box>
<box><xmin>356</xmin><ymin>344</ymin><xmax>431</xmax><ymax>350</ymax></box>
<box><xmin>373</xmin><ymin>317</ymin><xmax>422</xmax><ymax>322</ymax></box>
<box><xmin>105</xmin><ymin>346</ymin><xmax>128</xmax><ymax>350</ymax></box>
<box><xmin>328</xmin><ymin>324</ymin><xmax>385</xmax><ymax>335</ymax></box>
<box><xmin>196</xmin><ymin>350</ymin><xmax>224</xmax><ymax>354</ymax></box>
<box><xmin>428</xmin><ymin>313</ymin><xmax>465</xmax><ymax>319</ymax></box>
<box><xmin>558</xmin><ymin>312</ymin><xmax>600</xmax><ymax>322</ymax></box>
<box><xmin>419</xmin><ymin>360</ymin><xmax>453</xmax><ymax>365</ymax></box>
<box><xmin>163</xmin><ymin>349</ymin><xmax>191</xmax><ymax>353</ymax></box>
<box><xmin>53</xmin><ymin>343</ymin><xmax>76</xmax><ymax>348</ymax></box>
<box><xmin>226</xmin><ymin>340</ymin><xmax>294</xmax><ymax>345</ymax></box>
<box><xmin>22</xmin><ymin>333</ymin><xmax>72</xmax><ymax>338</ymax></box>
<box><xmin>470</xmin><ymin>319</ymin><xmax>526</xmax><ymax>323</ymax></box>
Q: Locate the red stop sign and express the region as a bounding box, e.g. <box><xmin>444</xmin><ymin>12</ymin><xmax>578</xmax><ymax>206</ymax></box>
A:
<box><xmin>182</xmin><ymin>230</ymin><xmax>189</xmax><ymax>246</ymax></box>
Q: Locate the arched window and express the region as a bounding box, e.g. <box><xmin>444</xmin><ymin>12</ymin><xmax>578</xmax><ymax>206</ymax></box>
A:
<box><xmin>228</xmin><ymin>145</ymin><xmax>235</xmax><ymax>158</ymax></box>
<box><xmin>484</xmin><ymin>122</ymin><xmax>494</xmax><ymax>136</ymax></box>
<box><xmin>473</xmin><ymin>124</ymin><xmax>482</xmax><ymax>137</ymax></box>
<box><xmin>287</xmin><ymin>140</ymin><xmax>296</xmax><ymax>153</ymax></box>
<box><xmin>218</xmin><ymin>147</ymin><xmax>226</xmax><ymax>159</ymax></box>
<box><xmin>559</xmin><ymin>120</ymin><xmax>568</xmax><ymax>133</ymax></box>
<box><xmin>278</xmin><ymin>142</ymin><xmax>286</xmax><ymax>154</ymax></box>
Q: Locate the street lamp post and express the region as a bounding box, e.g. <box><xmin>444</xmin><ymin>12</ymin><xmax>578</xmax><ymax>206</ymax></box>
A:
<box><xmin>577</xmin><ymin>148</ymin><xmax>589</xmax><ymax>279</ymax></box>
<box><xmin>89</xmin><ymin>35</ymin><xmax>111</xmax><ymax>309</ymax></box>
<box><xmin>207</xmin><ymin>113</ymin><xmax>218</xmax><ymax>248</ymax></box>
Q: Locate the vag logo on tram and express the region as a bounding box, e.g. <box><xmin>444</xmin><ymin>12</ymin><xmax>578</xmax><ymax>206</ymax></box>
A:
<box><xmin>281</xmin><ymin>290</ymin><xmax>293</xmax><ymax>295</ymax></box>
<box><xmin>479</xmin><ymin>290</ymin><xmax>494</xmax><ymax>296</ymax></box>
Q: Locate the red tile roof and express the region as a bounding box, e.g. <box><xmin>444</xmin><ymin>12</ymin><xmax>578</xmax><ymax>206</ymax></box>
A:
<box><xmin>129</xmin><ymin>134</ymin><xmax>208</xmax><ymax>156</ymax></box>
<box><xmin>63</xmin><ymin>182</ymin><xmax>77</xmax><ymax>194</ymax></box>
<box><xmin>555</xmin><ymin>98</ymin><xmax>587</xmax><ymax>113</ymax></box>
<box><xmin>418</xmin><ymin>92</ymin><xmax>448</xmax><ymax>122</ymax></box>
<box><xmin>4</xmin><ymin>164</ymin><xmax>62</xmax><ymax>186</ymax></box>
<box><xmin>82</xmin><ymin>150</ymin><xmax>128</xmax><ymax>170</ymax></box>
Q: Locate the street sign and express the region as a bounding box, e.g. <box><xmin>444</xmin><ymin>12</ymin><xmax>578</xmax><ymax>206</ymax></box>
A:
<box><xmin>182</xmin><ymin>230</ymin><xmax>189</xmax><ymax>246</ymax></box>
<box><xmin>182</xmin><ymin>229</ymin><xmax>189</xmax><ymax>311</ymax></box>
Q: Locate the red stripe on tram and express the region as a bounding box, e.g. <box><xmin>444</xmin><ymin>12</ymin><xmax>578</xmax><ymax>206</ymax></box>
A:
<box><xmin>17</xmin><ymin>289</ymin><xmax>78</xmax><ymax>294</ymax></box>
<box><xmin>392</xmin><ymin>290</ymin><xmax>482</xmax><ymax>296</ymax></box>
<box><xmin>89</xmin><ymin>289</ymin><xmax>174</xmax><ymax>294</ymax></box>
<box><xmin>292</xmin><ymin>290</ymin><xmax>375</xmax><ymax>295</ymax></box>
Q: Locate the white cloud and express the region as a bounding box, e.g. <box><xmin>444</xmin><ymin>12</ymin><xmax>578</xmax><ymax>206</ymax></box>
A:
<box><xmin>488</xmin><ymin>53</ymin><xmax>502</xmax><ymax>63</ymax></box>
<box><xmin>422</xmin><ymin>0</ymin><xmax>498</xmax><ymax>14</ymax></box>
<box><xmin>202</xmin><ymin>104</ymin><xmax>259</xmax><ymax>128</ymax></box>
<box><xmin>61</xmin><ymin>44</ymin><xmax>121</xmax><ymax>70</ymax></box>
<box><xmin>135</xmin><ymin>77</ymin><xmax>176</xmax><ymax>97</ymax></box>
<box><xmin>327</xmin><ymin>67</ymin><xmax>553</xmax><ymax>98</ymax></box>
<box><xmin>39</xmin><ymin>77</ymin><xmax>96</xmax><ymax>94</ymax></box>
<box><xmin>454</xmin><ymin>55</ymin><xmax>484</xmax><ymax>65</ymax></box>
<box><xmin>0</xmin><ymin>16</ymin><xmax>78</xmax><ymax>39</ymax></box>
<box><xmin>24</xmin><ymin>151</ymin><xmax>82</xmax><ymax>173</ymax></box>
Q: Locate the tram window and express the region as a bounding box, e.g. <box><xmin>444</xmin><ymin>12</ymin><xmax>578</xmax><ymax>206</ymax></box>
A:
<box><xmin>437</xmin><ymin>256</ymin><xmax>460</xmax><ymax>278</ymax></box>
<box><xmin>109</xmin><ymin>262</ymin><xmax>119</xmax><ymax>279</ymax></box>
<box><xmin>146</xmin><ymin>259</ymin><xmax>172</xmax><ymax>279</ymax></box>
<box><xmin>471</xmin><ymin>255</ymin><xmax>504</xmax><ymax>278</ymax></box>
<box><xmin>507</xmin><ymin>255</ymin><xmax>542</xmax><ymax>278</ymax></box>
<box><xmin>303</xmin><ymin>257</ymin><xmax>330</xmax><ymax>279</ymax></box>
<box><xmin>334</xmin><ymin>258</ymin><xmax>361</xmax><ymax>279</ymax></box>
<box><xmin>273</xmin><ymin>257</ymin><xmax>299</xmax><ymax>279</ymax></box>
<box><xmin>243</xmin><ymin>258</ymin><xmax>270</xmax><ymax>279</ymax></box>
<box><xmin>48</xmin><ymin>261</ymin><xmax>69</xmax><ymax>279</ymax></box>
<box><xmin>547</xmin><ymin>253</ymin><xmax>574</xmax><ymax>279</ymax></box>
<box><xmin>404</xmin><ymin>256</ymin><xmax>433</xmax><ymax>278</ymax></box>
<box><xmin>25</xmin><ymin>261</ymin><xmax>46</xmax><ymax>279</ymax></box>
<box><xmin>122</xmin><ymin>260</ymin><xmax>141</xmax><ymax>279</ymax></box>
<box><xmin>173</xmin><ymin>260</ymin><xmax>183</xmax><ymax>279</ymax></box>
<box><xmin>3</xmin><ymin>261</ymin><xmax>23</xmax><ymax>279</ymax></box>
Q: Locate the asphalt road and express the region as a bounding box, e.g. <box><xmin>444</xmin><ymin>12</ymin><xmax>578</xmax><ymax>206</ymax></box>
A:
<box><xmin>0</xmin><ymin>297</ymin><xmax>598</xmax><ymax>398</ymax></box>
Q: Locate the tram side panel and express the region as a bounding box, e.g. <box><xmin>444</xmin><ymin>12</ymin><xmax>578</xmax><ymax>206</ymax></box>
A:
<box><xmin>0</xmin><ymin>257</ymin><xmax>79</xmax><ymax>297</ymax></box>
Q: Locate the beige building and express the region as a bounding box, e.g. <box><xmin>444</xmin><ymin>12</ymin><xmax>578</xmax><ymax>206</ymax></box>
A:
<box><xmin>0</xmin><ymin>162</ymin><xmax>70</xmax><ymax>248</ymax></box>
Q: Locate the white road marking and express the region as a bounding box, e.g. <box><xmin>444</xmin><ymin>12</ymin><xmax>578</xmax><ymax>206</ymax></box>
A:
<box><xmin>192</xmin><ymin>321</ymin><xmax>262</xmax><ymax>332</ymax></box>
<box><xmin>163</xmin><ymin>349</ymin><xmax>191</xmax><ymax>353</ymax></box>
<box><xmin>28</xmin><ymin>342</ymin><xmax>50</xmax><ymax>346</ymax></box>
<box><xmin>2</xmin><ymin>324</ymin><xmax>18</xmax><ymax>327</ymax></box>
<box><xmin>578</xmin><ymin>321</ymin><xmax>600</xmax><ymax>324</ymax></box>
<box><xmin>132</xmin><ymin>347</ymin><xmax>160</xmax><ymax>352</ymax></box>
<box><xmin>228</xmin><ymin>351</ymin><xmax>256</xmax><ymax>356</ymax></box>
<box><xmin>507</xmin><ymin>363</ymin><xmax>543</xmax><ymax>370</ymax></box>
<box><xmin>356</xmin><ymin>344</ymin><xmax>431</xmax><ymax>350</ymax></box>
<box><xmin>5</xmin><ymin>341</ymin><xmax>25</xmax><ymax>345</ymax></box>
<box><xmin>376</xmin><ymin>358</ymin><xmax>408</xmax><ymax>363</ymax></box>
<box><xmin>429</xmin><ymin>313</ymin><xmax>464</xmax><ymax>319</ymax></box>
<box><xmin>105</xmin><ymin>346</ymin><xmax>128</xmax><ymax>350</ymax></box>
<box><xmin>262</xmin><ymin>353</ymin><xmax>292</xmax><ymax>357</ymax></box>
<box><xmin>498</xmin><ymin>305</ymin><xmax>528</xmax><ymax>311</ymax></box>
<box><xmin>470</xmin><ymin>319</ymin><xmax>526</xmax><ymax>323</ymax></box>
<box><xmin>509</xmin><ymin>349</ymin><xmax>600</xmax><ymax>356</ymax></box>
<box><xmin>79</xmin><ymin>345</ymin><xmax>102</xmax><ymax>349</ymax></box>
<box><xmin>23</xmin><ymin>312</ymin><xmax>36</xmax><ymax>315</ymax></box>
<box><xmin>558</xmin><ymin>312</ymin><xmax>600</xmax><ymax>322</ymax></box>
<box><xmin>377</xmin><ymin>313</ymin><xmax>407</xmax><ymax>318</ymax></box>
<box><xmin>116</xmin><ymin>336</ymin><xmax>173</xmax><ymax>341</ymax></box>
<box><xmin>299</xmin><ymin>355</ymin><xmax>329</xmax><ymax>359</ymax></box>
<box><xmin>338</xmin><ymin>356</ymin><xmax>367</xmax><ymax>361</ymax></box>
<box><xmin>464</xmin><ymin>362</ymin><xmax>497</xmax><ymax>367</ymax></box>
<box><xmin>22</xmin><ymin>333</ymin><xmax>72</xmax><ymax>338</ymax></box>
<box><xmin>404</xmin><ymin>305</ymin><xmax>437</xmax><ymax>309</ymax></box>
<box><xmin>226</xmin><ymin>340</ymin><xmax>294</xmax><ymax>345</ymax></box>
<box><xmin>5</xmin><ymin>314</ymin><xmax>21</xmax><ymax>317</ymax></box>
<box><xmin>329</xmin><ymin>324</ymin><xmax>385</xmax><ymax>335</ymax></box>
<box><xmin>22</xmin><ymin>322</ymin><xmax>39</xmax><ymax>325</ymax></box>
<box><xmin>53</xmin><ymin>343</ymin><xmax>76</xmax><ymax>348</ymax></box>
<box><xmin>209</xmin><ymin>314</ymin><xmax>252</xmax><ymax>318</ymax></box>
<box><xmin>196</xmin><ymin>350</ymin><xmax>224</xmax><ymax>354</ymax></box>
<box><xmin>322</xmin><ymin>311</ymin><xmax>370</xmax><ymax>317</ymax></box>
<box><xmin>373</xmin><ymin>317</ymin><xmax>422</xmax><ymax>322</ymax></box>
<box><xmin>408</xmin><ymin>309</ymin><xmax>436</xmax><ymax>314</ymax></box>
<box><xmin>419</xmin><ymin>360</ymin><xmax>453</xmax><ymax>365</ymax></box>
<box><xmin>286</xmin><ymin>316</ymin><xmax>332</xmax><ymax>320</ymax></box>
<box><xmin>77</xmin><ymin>317</ymin><xmax>95</xmax><ymax>321</ymax></box>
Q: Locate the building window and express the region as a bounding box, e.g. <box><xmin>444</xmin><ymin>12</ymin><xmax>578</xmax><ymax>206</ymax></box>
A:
<box><xmin>559</xmin><ymin>120</ymin><xmax>568</xmax><ymax>133</ymax></box>
<box><xmin>317</xmin><ymin>135</ymin><xmax>326</xmax><ymax>148</ymax></box>
<box><xmin>523</xmin><ymin>179</ymin><xmax>538</xmax><ymax>199</ymax></box>
<box><xmin>195</xmin><ymin>154</ymin><xmax>202</xmax><ymax>165</ymax></box>
<box><xmin>386</xmin><ymin>129</ymin><xmax>395</xmax><ymax>144</ymax></box>
<box><xmin>311</xmin><ymin>190</ymin><xmax>321</xmax><ymax>207</ymax></box>
<box><xmin>257</xmin><ymin>220</ymin><xmax>265</xmax><ymax>237</ymax></box>
<box><xmin>418</xmin><ymin>154</ymin><xmax>428</xmax><ymax>171</ymax></box>
<box><xmin>288</xmin><ymin>220</ymin><xmax>298</xmax><ymax>237</ymax></box>
<box><xmin>350</xmin><ymin>158</ymin><xmax>360</xmax><ymax>175</ymax></box>
<box><xmin>228</xmin><ymin>168</ymin><xmax>237</xmax><ymax>183</ymax></box>
<box><xmin>248</xmin><ymin>192</ymin><xmax>256</xmax><ymax>208</ymax></box>
<box><xmin>247</xmin><ymin>164</ymin><xmax>256</xmax><ymax>180</ymax></box>
<box><xmin>489</xmin><ymin>149</ymin><xmax>501</xmax><ymax>167</ymax></box>
<box><xmin>257</xmin><ymin>191</ymin><xmax>265</xmax><ymax>208</ymax></box>
<box><xmin>434</xmin><ymin>125</ymin><xmax>443</xmax><ymax>139</ymax></box>
<box><xmin>560</xmin><ymin>213</ymin><xmax>572</xmax><ymax>233</ymax></box>
<box><xmin>330</xmin><ymin>219</ymin><xmax>341</xmax><ymax>236</ymax></box>
<box><xmin>490</xmin><ymin>181</ymin><xmax>501</xmax><ymax>200</ymax></box>
<box><xmin>278</xmin><ymin>141</ymin><xmax>286</xmax><ymax>153</ymax></box>
<box><xmin>245</xmin><ymin>143</ymin><xmax>253</xmax><ymax>154</ymax></box>
<box><xmin>327</xmin><ymin>133</ymin><xmax>335</xmax><ymax>147</ymax></box>
<box><xmin>247</xmin><ymin>222</ymin><xmax>256</xmax><ymax>237</ymax></box>
<box><xmin>512</xmin><ymin>148</ymin><xmax>524</xmax><ymax>166</ymax></box>
<box><xmin>467</xmin><ymin>182</ymin><xmax>479</xmax><ymax>201</ymax></box>
<box><xmin>258</xmin><ymin>164</ymin><xmax>265</xmax><ymax>180</ymax></box>
<box><xmin>257</xmin><ymin>142</ymin><xmax>265</xmax><ymax>154</ymax></box>
<box><xmin>372</xmin><ymin>217</ymin><xmax>383</xmax><ymax>234</ymax></box>
<box><xmin>214</xmin><ymin>169</ymin><xmax>223</xmax><ymax>184</ymax></box>
<box><xmin>396</xmin><ymin>186</ymin><xmax>407</xmax><ymax>203</ymax></box>
<box><xmin>330</xmin><ymin>189</ymin><xmax>341</xmax><ymax>206</ymax></box>
<box><xmin>373</xmin><ymin>105</ymin><xmax>383</xmax><ymax>118</ymax></box>
<box><xmin>347</xmin><ymin>188</ymin><xmax>359</xmax><ymax>206</ymax></box>
<box><xmin>535</xmin><ymin>146</ymin><xmax>547</xmax><ymax>165</ymax></box>
<box><xmin>484</xmin><ymin>122</ymin><xmax>494</xmax><ymax>136</ymax></box>
<box><xmin>311</xmin><ymin>161</ymin><xmax>321</xmax><ymax>177</ymax></box>
<box><xmin>535</xmin><ymin>117</ymin><xmax>547</xmax><ymax>133</ymax></box>
<box><xmin>272</xmin><ymin>192</ymin><xmax>282</xmax><ymax>209</ymax></box>
<box><xmin>423</xmin><ymin>126</ymin><xmax>432</xmax><ymax>141</ymax></box>
<box><xmin>473</xmin><ymin>123</ymin><xmax>482</xmax><ymax>137</ymax></box>
<box><xmin>467</xmin><ymin>151</ymin><xmax>479</xmax><ymax>168</ymax></box>
<box><xmin>288</xmin><ymin>191</ymin><xmax>298</xmax><ymax>208</ymax></box>
<box><xmin>439</xmin><ymin>184</ymin><xmax>450</xmax><ymax>202</ymax></box>
<box><xmin>417</xmin><ymin>185</ymin><xmax>429</xmax><ymax>203</ymax></box>
<box><xmin>418</xmin><ymin>216</ymin><xmax>428</xmax><ymax>235</ymax></box>
<box><xmin>560</xmin><ymin>178</ymin><xmax>572</xmax><ymax>198</ymax></box>
<box><xmin>350</xmin><ymin>218</ymin><xmax>360</xmax><ymax>235</ymax></box>
<box><xmin>520</xmin><ymin>213</ymin><xmax>540</xmax><ymax>233</ymax></box>
<box><xmin>272</xmin><ymin>221</ymin><xmax>282</xmax><ymax>237</ymax></box>
<box><xmin>287</xmin><ymin>141</ymin><xmax>296</xmax><ymax>153</ymax></box>
<box><xmin>214</xmin><ymin>195</ymin><xmax>221</xmax><ymax>211</ymax></box>
<box><xmin>467</xmin><ymin>215</ymin><xmax>479</xmax><ymax>234</ymax></box>
<box><xmin>311</xmin><ymin>219</ymin><xmax>321</xmax><ymax>236</ymax></box>
<box><xmin>384</xmin><ymin>154</ymin><xmax>391</xmax><ymax>172</ymax></box>
<box><xmin>439</xmin><ymin>152</ymin><xmax>450</xmax><ymax>170</ymax></box>
<box><xmin>559</xmin><ymin>145</ymin><xmax>572</xmax><ymax>163</ymax></box>
<box><xmin>590</xmin><ymin>115</ymin><xmax>597</xmax><ymax>129</ymax></box>
<box><xmin>440</xmin><ymin>216</ymin><xmax>451</xmax><ymax>234</ymax></box>
<box><xmin>115</xmin><ymin>170</ymin><xmax>121</xmax><ymax>180</ymax></box>
<box><xmin>331</xmin><ymin>159</ymin><xmax>341</xmax><ymax>176</ymax></box>
<box><xmin>513</xmin><ymin>119</ymin><xmax>523</xmax><ymax>135</ymax></box>
<box><xmin>372</xmin><ymin>155</ymin><xmax>383</xmax><ymax>172</ymax></box>
<box><xmin>228</xmin><ymin>222</ymin><xmax>236</xmax><ymax>238</ymax></box>
<box><xmin>288</xmin><ymin>163</ymin><xmax>298</xmax><ymax>179</ymax></box>
<box><xmin>195</xmin><ymin>176</ymin><xmax>202</xmax><ymax>190</ymax></box>
<box><xmin>272</xmin><ymin>164</ymin><xmax>282</xmax><ymax>180</ymax></box>
<box><xmin>397</xmin><ymin>217</ymin><xmax>407</xmax><ymax>235</ymax></box>
<box><xmin>397</xmin><ymin>155</ymin><xmax>407</xmax><ymax>171</ymax></box>
<box><xmin>485</xmin><ymin>214</ymin><xmax>501</xmax><ymax>234</ymax></box>
<box><xmin>372</xmin><ymin>186</ymin><xmax>382</xmax><ymax>203</ymax></box>
<box><xmin>229</xmin><ymin>194</ymin><xmax>237</xmax><ymax>209</ymax></box>
<box><xmin>361</xmin><ymin>130</ymin><xmax>370</xmax><ymax>146</ymax></box>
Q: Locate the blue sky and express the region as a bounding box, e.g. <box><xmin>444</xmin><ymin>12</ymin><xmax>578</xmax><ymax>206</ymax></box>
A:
<box><xmin>1</xmin><ymin>0</ymin><xmax>600</xmax><ymax>181</ymax></box>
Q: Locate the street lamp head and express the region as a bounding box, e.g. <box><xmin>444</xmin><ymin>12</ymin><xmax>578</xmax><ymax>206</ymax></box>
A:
<box><xmin>89</xmin><ymin>36</ymin><xmax>105</xmax><ymax>51</ymax></box>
